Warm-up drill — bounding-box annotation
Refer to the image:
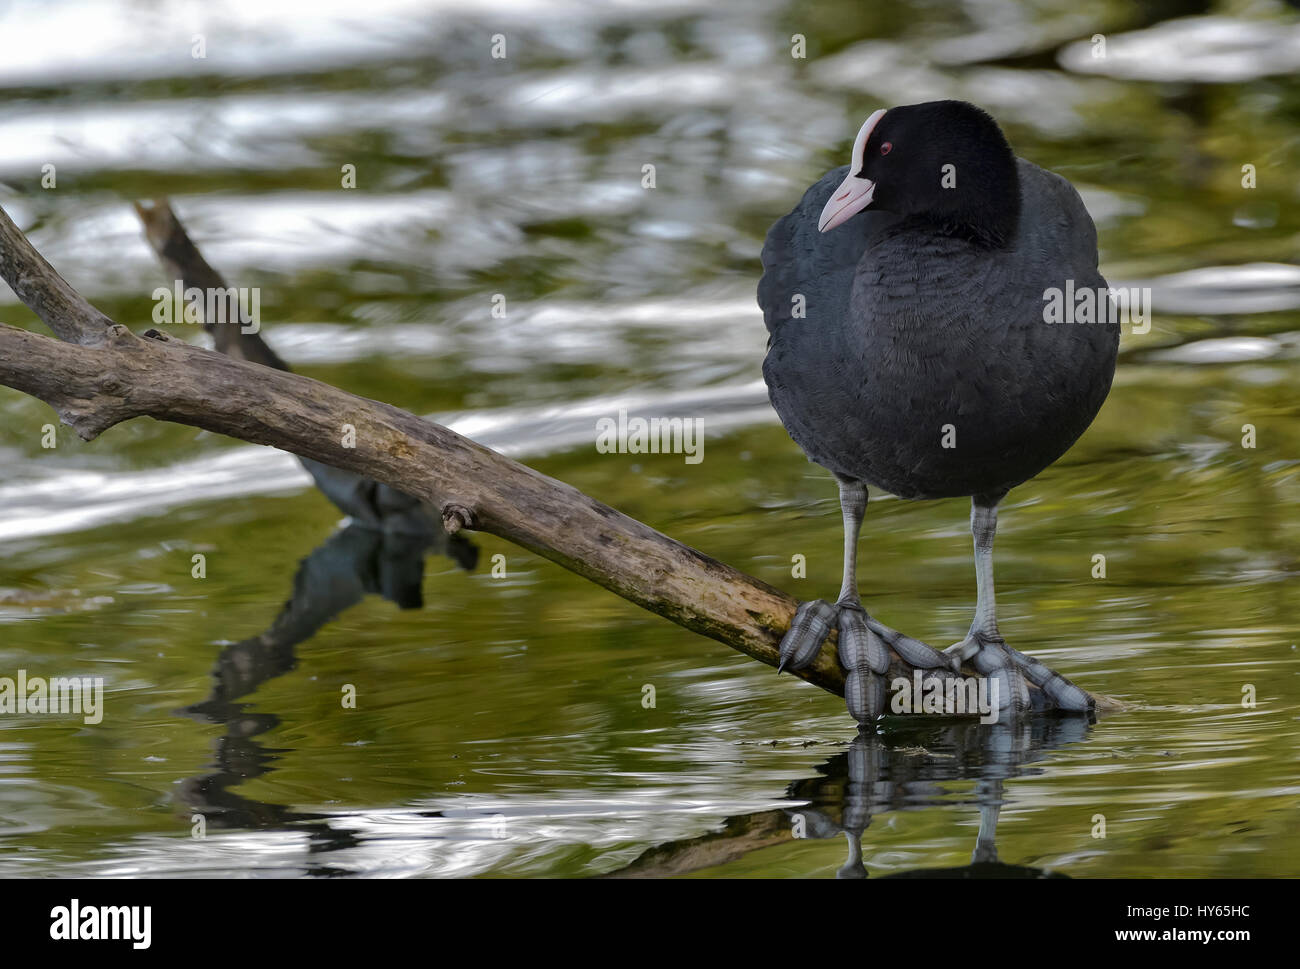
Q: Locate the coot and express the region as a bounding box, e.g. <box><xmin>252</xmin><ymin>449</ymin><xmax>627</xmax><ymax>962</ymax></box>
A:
<box><xmin>758</xmin><ymin>100</ymin><xmax>1118</xmax><ymax>722</ymax></box>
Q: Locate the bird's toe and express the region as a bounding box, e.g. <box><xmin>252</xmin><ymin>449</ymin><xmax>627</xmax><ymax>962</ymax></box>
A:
<box><xmin>868</xmin><ymin>616</ymin><xmax>958</xmax><ymax>671</ymax></box>
<box><xmin>1004</xmin><ymin>643</ymin><xmax>1095</xmax><ymax>713</ymax></box>
<box><xmin>844</xmin><ymin>667</ymin><xmax>888</xmax><ymax>724</ymax></box>
<box><xmin>778</xmin><ymin>599</ymin><xmax>838</xmax><ymax>672</ymax></box>
<box><xmin>837</xmin><ymin>608</ymin><xmax>891</xmax><ymax>725</ymax></box>
<box><xmin>837</xmin><ymin>608</ymin><xmax>890</xmax><ymax>675</ymax></box>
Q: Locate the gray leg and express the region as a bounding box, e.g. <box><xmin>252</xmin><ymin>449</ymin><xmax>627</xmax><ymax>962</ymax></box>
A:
<box><xmin>945</xmin><ymin>497</ymin><xmax>1093</xmax><ymax>714</ymax></box>
<box><xmin>778</xmin><ymin>478</ymin><xmax>873</xmax><ymax>675</ymax></box>
<box><xmin>778</xmin><ymin>478</ymin><xmax>949</xmax><ymax>724</ymax></box>
<box><xmin>837</xmin><ymin>478</ymin><xmax>954</xmax><ymax>673</ymax></box>
<box><xmin>946</xmin><ymin>499</ymin><xmax>1004</xmax><ymax>657</ymax></box>
<box><xmin>970</xmin><ymin>500</ymin><xmax>1000</xmax><ymax>640</ymax></box>
<box><xmin>945</xmin><ymin>498</ymin><xmax>1028</xmax><ymax>714</ymax></box>
<box><xmin>835</xmin><ymin>477</ymin><xmax>867</xmax><ymax>606</ymax></box>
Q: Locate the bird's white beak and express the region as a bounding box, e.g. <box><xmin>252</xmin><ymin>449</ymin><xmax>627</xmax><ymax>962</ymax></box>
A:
<box><xmin>818</xmin><ymin>177</ymin><xmax>876</xmax><ymax>232</ymax></box>
<box><xmin>818</xmin><ymin>108</ymin><xmax>886</xmax><ymax>233</ymax></box>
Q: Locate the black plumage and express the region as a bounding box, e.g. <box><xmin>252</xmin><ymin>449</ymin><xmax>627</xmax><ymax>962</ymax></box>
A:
<box><xmin>760</xmin><ymin>103</ymin><xmax>1117</xmax><ymax>500</ymax></box>
<box><xmin>758</xmin><ymin>100</ymin><xmax>1115</xmax><ymax>721</ymax></box>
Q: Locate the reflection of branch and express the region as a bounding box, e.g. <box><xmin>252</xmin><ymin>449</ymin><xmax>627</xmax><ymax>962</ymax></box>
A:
<box><xmin>133</xmin><ymin>199</ymin><xmax>287</xmax><ymax>368</ymax></box>
<box><xmin>133</xmin><ymin>198</ymin><xmax>464</xmax><ymax>536</ymax></box>
<box><xmin>128</xmin><ymin>202</ymin><xmax>481</xmax><ymax>833</ymax></box>
<box><xmin>603</xmin><ymin>810</ymin><xmax>792</xmax><ymax>878</ymax></box>
<box><xmin>0</xmin><ymin>202</ymin><xmax>1098</xmax><ymax>707</ymax></box>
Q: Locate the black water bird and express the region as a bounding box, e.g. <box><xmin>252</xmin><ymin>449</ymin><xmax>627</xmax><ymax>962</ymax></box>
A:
<box><xmin>758</xmin><ymin>100</ymin><xmax>1118</xmax><ymax>722</ymax></box>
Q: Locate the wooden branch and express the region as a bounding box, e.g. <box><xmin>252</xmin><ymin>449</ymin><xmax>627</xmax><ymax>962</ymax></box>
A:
<box><xmin>0</xmin><ymin>205</ymin><xmax>118</xmax><ymax>346</ymax></box>
<box><xmin>132</xmin><ymin>198</ymin><xmax>442</xmax><ymax>533</ymax></box>
<box><xmin>0</xmin><ymin>314</ymin><xmax>850</xmax><ymax>685</ymax></box>
<box><xmin>0</xmin><ymin>199</ymin><xmax>1103</xmax><ymax>711</ymax></box>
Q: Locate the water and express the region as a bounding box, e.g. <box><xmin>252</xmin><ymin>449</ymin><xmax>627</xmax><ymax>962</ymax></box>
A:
<box><xmin>0</xmin><ymin>0</ymin><xmax>1298</xmax><ymax>878</ymax></box>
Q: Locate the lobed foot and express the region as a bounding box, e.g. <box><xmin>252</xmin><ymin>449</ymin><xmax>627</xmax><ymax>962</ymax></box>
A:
<box><xmin>779</xmin><ymin>603</ymin><xmax>1094</xmax><ymax>723</ymax></box>
<box><xmin>1003</xmin><ymin>642</ymin><xmax>1094</xmax><ymax>713</ymax></box>
<box><xmin>945</xmin><ymin>633</ymin><xmax>1093</xmax><ymax>714</ymax></box>
<box><xmin>777</xmin><ymin>599</ymin><xmax>840</xmax><ymax>673</ymax></box>
<box><xmin>778</xmin><ymin>599</ymin><xmax>957</xmax><ymax>725</ymax></box>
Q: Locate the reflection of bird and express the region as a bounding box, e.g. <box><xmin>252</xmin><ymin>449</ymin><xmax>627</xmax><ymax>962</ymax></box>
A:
<box><xmin>299</xmin><ymin>456</ymin><xmax>468</xmax><ymax>541</ymax></box>
<box><xmin>788</xmin><ymin>718</ymin><xmax>1089</xmax><ymax>878</ymax></box>
<box><xmin>759</xmin><ymin>100</ymin><xmax>1117</xmax><ymax>723</ymax></box>
<box><xmin>602</xmin><ymin>716</ymin><xmax>1088</xmax><ymax>878</ymax></box>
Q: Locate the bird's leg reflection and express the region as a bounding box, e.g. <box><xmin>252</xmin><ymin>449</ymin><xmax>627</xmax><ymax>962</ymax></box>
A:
<box><xmin>604</xmin><ymin>716</ymin><xmax>1089</xmax><ymax>878</ymax></box>
<box><xmin>833</xmin><ymin>734</ymin><xmax>887</xmax><ymax>878</ymax></box>
<box><xmin>803</xmin><ymin>719</ymin><xmax>1091</xmax><ymax>878</ymax></box>
<box><xmin>972</xmin><ymin>800</ymin><xmax>1002</xmax><ymax>866</ymax></box>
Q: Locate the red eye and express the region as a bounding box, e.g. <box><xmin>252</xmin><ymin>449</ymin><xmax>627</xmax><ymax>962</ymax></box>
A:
<box><xmin>880</xmin><ymin>142</ymin><xmax>893</xmax><ymax>156</ymax></box>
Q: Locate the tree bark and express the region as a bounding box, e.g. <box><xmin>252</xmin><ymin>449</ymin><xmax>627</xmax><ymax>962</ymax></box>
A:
<box><xmin>0</xmin><ymin>201</ymin><xmax>1102</xmax><ymax>710</ymax></box>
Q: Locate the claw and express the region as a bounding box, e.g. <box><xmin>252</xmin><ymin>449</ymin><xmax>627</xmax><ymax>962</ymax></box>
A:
<box><xmin>778</xmin><ymin>599</ymin><xmax>837</xmax><ymax>672</ymax></box>
<box><xmin>838</xmin><ymin>608</ymin><xmax>890</xmax><ymax>674</ymax></box>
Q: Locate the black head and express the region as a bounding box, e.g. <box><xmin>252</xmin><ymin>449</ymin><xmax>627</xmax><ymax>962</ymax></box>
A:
<box><xmin>819</xmin><ymin>100</ymin><xmax>1021</xmax><ymax>248</ymax></box>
